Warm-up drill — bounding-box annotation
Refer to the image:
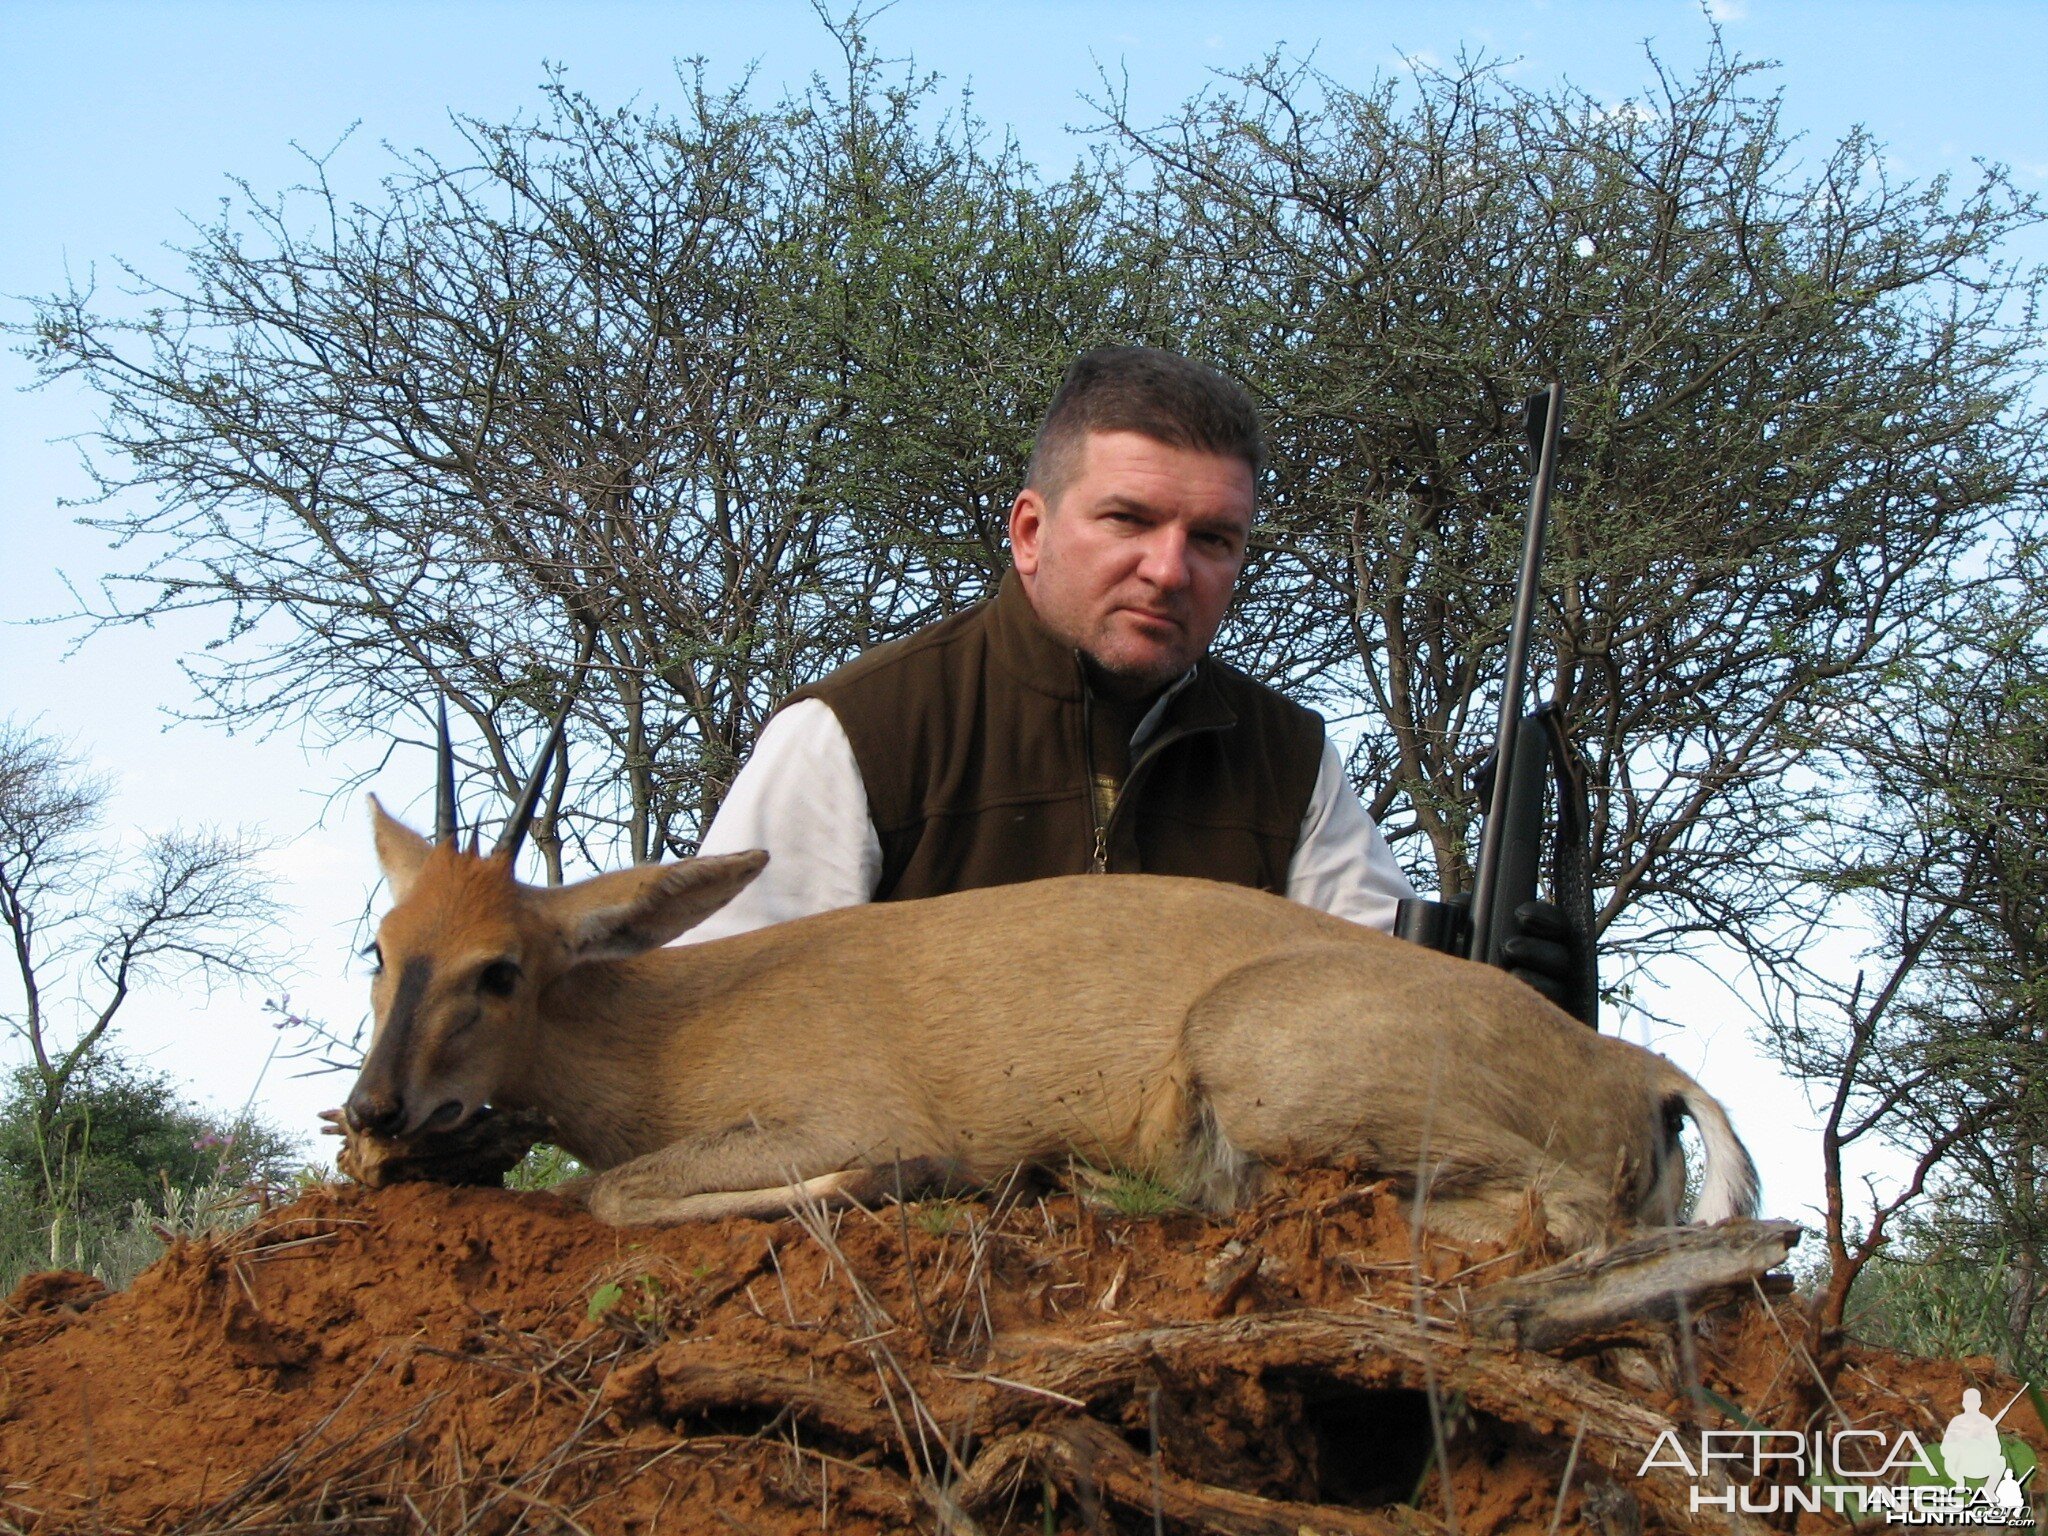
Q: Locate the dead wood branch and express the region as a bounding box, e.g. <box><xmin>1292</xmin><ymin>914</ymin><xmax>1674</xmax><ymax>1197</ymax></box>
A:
<box><xmin>1003</xmin><ymin>1312</ymin><xmax>1768</xmax><ymax>1535</ymax></box>
<box><xmin>957</xmin><ymin>1414</ymin><xmax>1443</xmax><ymax>1535</ymax></box>
<box><xmin>1465</xmin><ymin>1220</ymin><xmax>1801</xmax><ymax>1354</ymax></box>
<box><xmin>604</xmin><ymin>1301</ymin><xmax>1771</xmax><ymax>1535</ymax></box>
<box><xmin>600</xmin><ymin>1354</ymin><xmax>899</xmax><ymax>1445</ymax></box>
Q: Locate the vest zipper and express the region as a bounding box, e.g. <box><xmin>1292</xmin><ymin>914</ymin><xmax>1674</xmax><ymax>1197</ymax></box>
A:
<box><xmin>1098</xmin><ymin>710</ymin><xmax>1232</xmax><ymax>874</ymax></box>
<box><xmin>1082</xmin><ymin>680</ymin><xmax>1110</xmax><ymax>872</ymax></box>
<box><xmin>1079</xmin><ymin>655</ymin><xmax>1231</xmax><ymax>876</ymax></box>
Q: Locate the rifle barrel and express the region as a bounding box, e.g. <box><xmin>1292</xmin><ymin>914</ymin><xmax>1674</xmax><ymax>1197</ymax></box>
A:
<box><xmin>1468</xmin><ymin>382</ymin><xmax>1564</xmax><ymax>964</ymax></box>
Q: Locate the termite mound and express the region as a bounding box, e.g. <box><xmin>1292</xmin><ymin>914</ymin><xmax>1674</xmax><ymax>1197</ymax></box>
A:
<box><xmin>0</xmin><ymin>1171</ymin><xmax>2032</xmax><ymax>1535</ymax></box>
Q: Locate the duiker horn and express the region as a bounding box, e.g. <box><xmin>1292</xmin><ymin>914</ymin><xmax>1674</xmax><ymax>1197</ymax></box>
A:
<box><xmin>435</xmin><ymin>700</ymin><xmax>460</xmax><ymax>847</ymax></box>
<box><xmin>493</xmin><ymin>630</ymin><xmax>596</xmax><ymax>864</ymax></box>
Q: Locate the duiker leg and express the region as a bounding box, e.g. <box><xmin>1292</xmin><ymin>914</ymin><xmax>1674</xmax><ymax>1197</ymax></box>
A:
<box><xmin>1184</xmin><ymin>946</ymin><xmax>1615</xmax><ymax>1247</ymax></box>
<box><xmin>1183</xmin><ymin>946</ymin><xmax>1453</xmax><ymax>1161</ymax></box>
<box><xmin>570</xmin><ymin>1121</ymin><xmax>959</xmax><ymax>1225</ymax></box>
<box><xmin>1400</xmin><ymin>1132</ymin><xmax>1616</xmax><ymax>1250</ymax></box>
<box><xmin>621</xmin><ymin>1159</ymin><xmax>963</xmax><ymax>1223</ymax></box>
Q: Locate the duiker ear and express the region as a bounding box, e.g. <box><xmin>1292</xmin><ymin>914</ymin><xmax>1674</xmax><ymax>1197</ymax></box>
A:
<box><xmin>540</xmin><ymin>850</ymin><xmax>769</xmax><ymax>962</ymax></box>
<box><xmin>370</xmin><ymin>795</ymin><xmax>434</xmax><ymax>902</ymax></box>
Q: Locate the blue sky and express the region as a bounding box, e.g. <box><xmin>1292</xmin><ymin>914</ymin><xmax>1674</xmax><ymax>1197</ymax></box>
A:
<box><xmin>2</xmin><ymin>1</ymin><xmax>2043</xmax><ymax>1216</ymax></box>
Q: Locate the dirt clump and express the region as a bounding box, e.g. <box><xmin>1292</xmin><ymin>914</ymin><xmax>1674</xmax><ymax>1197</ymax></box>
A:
<box><xmin>0</xmin><ymin>1169</ymin><xmax>2035</xmax><ymax>1534</ymax></box>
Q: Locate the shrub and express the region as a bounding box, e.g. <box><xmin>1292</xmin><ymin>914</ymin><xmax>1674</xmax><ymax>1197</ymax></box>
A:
<box><xmin>0</xmin><ymin>1057</ymin><xmax>304</xmax><ymax>1292</ymax></box>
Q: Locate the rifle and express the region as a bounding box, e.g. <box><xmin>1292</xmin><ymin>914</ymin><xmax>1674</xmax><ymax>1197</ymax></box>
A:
<box><xmin>1393</xmin><ymin>384</ymin><xmax>1599</xmax><ymax>1027</ymax></box>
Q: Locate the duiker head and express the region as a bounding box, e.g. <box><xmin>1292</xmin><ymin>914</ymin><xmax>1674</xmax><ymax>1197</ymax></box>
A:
<box><xmin>344</xmin><ymin>798</ymin><xmax>765</xmax><ymax>1138</ymax></box>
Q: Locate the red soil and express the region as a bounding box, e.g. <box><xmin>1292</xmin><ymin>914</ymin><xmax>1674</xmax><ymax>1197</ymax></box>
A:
<box><xmin>0</xmin><ymin>1172</ymin><xmax>2034</xmax><ymax>1534</ymax></box>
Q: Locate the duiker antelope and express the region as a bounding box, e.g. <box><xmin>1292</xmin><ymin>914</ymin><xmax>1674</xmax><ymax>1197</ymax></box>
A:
<box><xmin>344</xmin><ymin>724</ymin><xmax>1758</xmax><ymax>1250</ymax></box>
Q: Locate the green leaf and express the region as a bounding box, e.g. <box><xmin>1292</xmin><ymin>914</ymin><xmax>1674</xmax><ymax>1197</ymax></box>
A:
<box><xmin>586</xmin><ymin>1281</ymin><xmax>624</xmax><ymax>1322</ymax></box>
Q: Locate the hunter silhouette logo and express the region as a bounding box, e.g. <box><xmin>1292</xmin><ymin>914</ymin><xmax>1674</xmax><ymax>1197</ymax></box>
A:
<box><xmin>1914</xmin><ymin>1388</ymin><xmax>2034</xmax><ymax>1520</ymax></box>
<box><xmin>1637</xmin><ymin>1384</ymin><xmax>2037</xmax><ymax>1522</ymax></box>
<box><xmin>1943</xmin><ymin>1389</ymin><xmax>2009</xmax><ymax>1486</ymax></box>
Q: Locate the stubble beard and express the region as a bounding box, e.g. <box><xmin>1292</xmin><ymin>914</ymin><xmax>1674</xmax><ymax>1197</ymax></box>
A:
<box><xmin>1080</xmin><ymin>619</ymin><xmax>1196</xmax><ymax>699</ymax></box>
<box><xmin>1026</xmin><ymin>569</ymin><xmax>1200</xmax><ymax>696</ymax></box>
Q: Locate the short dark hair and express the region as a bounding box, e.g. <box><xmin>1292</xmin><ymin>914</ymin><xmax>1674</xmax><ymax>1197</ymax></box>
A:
<box><xmin>1024</xmin><ymin>347</ymin><xmax>1265</xmax><ymax>504</ymax></box>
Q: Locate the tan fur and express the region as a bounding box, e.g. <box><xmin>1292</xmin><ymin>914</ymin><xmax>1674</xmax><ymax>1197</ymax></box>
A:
<box><xmin>352</xmin><ymin>799</ymin><xmax>1756</xmax><ymax>1247</ymax></box>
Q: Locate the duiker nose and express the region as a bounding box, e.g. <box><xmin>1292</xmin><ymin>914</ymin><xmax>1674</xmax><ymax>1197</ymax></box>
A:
<box><xmin>346</xmin><ymin>1087</ymin><xmax>406</xmax><ymax>1138</ymax></box>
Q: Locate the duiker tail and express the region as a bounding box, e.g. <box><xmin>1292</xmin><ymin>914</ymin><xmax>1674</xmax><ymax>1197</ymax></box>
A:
<box><xmin>1659</xmin><ymin>1063</ymin><xmax>1759</xmax><ymax>1225</ymax></box>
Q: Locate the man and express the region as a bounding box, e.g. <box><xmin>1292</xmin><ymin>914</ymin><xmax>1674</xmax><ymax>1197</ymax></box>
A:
<box><xmin>684</xmin><ymin>347</ymin><xmax>1574</xmax><ymax>1003</ymax></box>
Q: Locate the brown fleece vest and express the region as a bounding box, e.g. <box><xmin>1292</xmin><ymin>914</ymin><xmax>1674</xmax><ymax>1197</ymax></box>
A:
<box><xmin>784</xmin><ymin>572</ymin><xmax>1325</xmax><ymax>901</ymax></box>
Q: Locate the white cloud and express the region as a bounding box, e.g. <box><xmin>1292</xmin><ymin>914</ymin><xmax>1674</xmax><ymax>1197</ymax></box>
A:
<box><xmin>1704</xmin><ymin>0</ymin><xmax>1748</xmax><ymax>21</ymax></box>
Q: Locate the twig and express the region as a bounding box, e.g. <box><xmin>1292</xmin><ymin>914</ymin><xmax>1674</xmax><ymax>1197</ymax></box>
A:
<box><xmin>1409</xmin><ymin>1037</ymin><xmax>1461</xmax><ymax>1536</ymax></box>
<box><xmin>1147</xmin><ymin>1380</ymin><xmax>1165</xmax><ymax>1536</ymax></box>
<box><xmin>178</xmin><ymin>1345</ymin><xmax>405</xmax><ymax>1527</ymax></box>
<box><xmin>493</xmin><ymin>1474</ymin><xmax>602</xmax><ymax>1535</ymax></box>
<box><xmin>897</xmin><ymin>1162</ymin><xmax>938</xmax><ymax>1342</ymax></box>
<box><xmin>937</xmin><ymin>1371</ymin><xmax>1089</xmax><ymax>1410</ymax></box>
<box><xmin>1751</xmin><ymin>1275</ymin><xmax>1852</xmax><ymax>1429</ymax></box>
<box><xmin>784</xmin><ymin>1174</ymin><xmax>981</xmax><ymax>1531</ymax></box>
<box><xmin>239</xmin><ymin>1231</ymin><xmax>346</xmax><ymax>1262</ymax></box>
<box><xmin>1546</xmin><ymin>1417</ymin><xmax>1586</xmax><ymax>1536</ymax></box>
<box><xmin>452</xmin><ymin>1339</ymin><xmax>625</xmax><ymax>1536</ymax></box>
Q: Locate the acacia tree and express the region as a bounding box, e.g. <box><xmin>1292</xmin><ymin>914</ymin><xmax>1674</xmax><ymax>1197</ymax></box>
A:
<box><xmin>21</xmin><ymin>24</ymin><xmax>2046</xmax><ymax>991</ymax></box>
<box><xmin>0</xmin><ymin>721</ymin><xmax>283</xmax><ymax>1200</ymax></box>
<box><xmin>1104</xmin><ymin>45</ymin><xmax>2047</xmax><ymax>991</ymax></box>
<box><xmin>1773</xmin><ymin>572</ymin><xmax>2048</xmax><ymax>1374</ymax></box>
<box><xmin>25</xmin><ymin>27</ymin><xmax>1147</xmax><ymax>874</ymax></box>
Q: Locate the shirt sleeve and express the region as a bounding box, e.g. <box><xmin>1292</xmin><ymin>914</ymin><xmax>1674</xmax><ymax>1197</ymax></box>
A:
<box><xmin>1285</xmin><ymin>738</ymin><xmax>1417</xmax><ymax>932</ymax></box>
<box><xmin>675</xmin><ymin>699</ymin><xmax>884</xmax><ymax>944</ymax></box>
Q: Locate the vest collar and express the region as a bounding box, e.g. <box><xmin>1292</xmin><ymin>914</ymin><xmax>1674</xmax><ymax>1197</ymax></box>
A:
<box><xmin>989</xmin><ymin>569</ymin><xmax>1087</xmax><ymax>699</ymax></box>
<box><xmin>987</xmin><ymin>568</ymin><xmax>1239</xmax><ymax>736</ymax></box>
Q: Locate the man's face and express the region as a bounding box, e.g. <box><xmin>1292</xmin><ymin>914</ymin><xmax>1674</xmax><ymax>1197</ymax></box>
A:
<box><xmin>1010</xmin><ymin>430</ymin><xmax>1254</xmax><ymax>695</ymax></box>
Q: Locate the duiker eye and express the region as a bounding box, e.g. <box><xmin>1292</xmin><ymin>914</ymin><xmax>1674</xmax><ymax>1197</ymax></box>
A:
<box><xmin>361</xmin><ymin>941</ymin><xmax>384</xmax><ymax>974</ymax></box>
<box><xmin>477</xmin><ymin>959</ymin><xmax>521</xmax><ymax>998</ymax></box>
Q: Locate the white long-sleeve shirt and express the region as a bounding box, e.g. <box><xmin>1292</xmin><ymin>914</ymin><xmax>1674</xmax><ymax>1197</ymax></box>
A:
<box><xmin>681</xmin><ymin>697</ymin><xmax>1416</xmax><ymax>944</ymax></box>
